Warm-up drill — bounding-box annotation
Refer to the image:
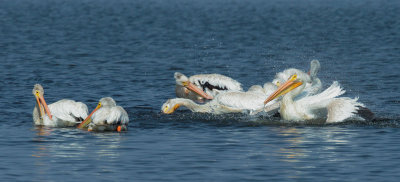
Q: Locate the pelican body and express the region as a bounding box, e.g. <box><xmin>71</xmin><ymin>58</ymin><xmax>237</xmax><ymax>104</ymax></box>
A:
<box><xmin>78</xmin><ymin>97</ymin><xmax>129</xmax><ymax>132</ymax></box>
<box><xmin>174</xmin><ymin>72</ymin><xmax>243</xmax><ymax>103</ymax></box>
<box><xmin>32</xmin><ymin>84</ymin><xmax>88</xmax><ymax>127</ymax></box>
<box><xmin>264</xmin><ymin>70</ymin><xmax>372</xmax><ymax>123</ymax></box>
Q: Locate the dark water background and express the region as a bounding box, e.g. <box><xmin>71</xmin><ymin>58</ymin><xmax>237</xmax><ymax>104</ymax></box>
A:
<box><xmin>1</xmin><ymin>0</ymin><xmax>400</xmax><ymax>181</ymax></box>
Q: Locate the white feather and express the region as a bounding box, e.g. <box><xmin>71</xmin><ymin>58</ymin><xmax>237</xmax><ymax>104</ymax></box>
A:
<box><xmin>326</xmin><ymin>97</ymin><xmax>365</xmax><ymax>123</ymax></box>
<box><xmin>216</xmin><ymin>91</ymin><xmax>268</xmax><ymax>111</ymax></box>
<box><xmin>297</xmin><ymin>81</ymin><xmax>345</xmax><ymax>110</ymax></box>
<box><xmin>91</xmin><ymin>106</ymin><xmax>129</xmax><ymax>125</ymax></box>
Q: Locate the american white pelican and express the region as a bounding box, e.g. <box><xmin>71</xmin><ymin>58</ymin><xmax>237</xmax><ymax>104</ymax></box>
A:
<box><xmin>32</xmin><ymin>84</ymin><xmax>88</xmax><ymax>127</ymax></box>
<box><xmin>174</xmin><ymin>72</ymin><xmax>243</xmax><ymax>102</ymax></box>
<box><xmin>77</xmin><ymin>97</ymin><xmax>129</xmax><ymax>132</ymax></box>
<box><xmin>163</xmin><ymin>83</ymin><xmax>278</xmax><ymax>115</ymax></box>
<box><xmin>264</xmin><ymin>70</ymin><xmax>372</xmax><ymax>123</ymax></box>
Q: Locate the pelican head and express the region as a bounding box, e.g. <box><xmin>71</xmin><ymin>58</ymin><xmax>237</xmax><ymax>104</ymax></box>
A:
<box><xmin>32</xmin><ymin>84</ymin><xmax>52</xmax><ymax>119</ymax></box>
<box><xmin>77</xmin><ymin>97</ymin><xmax>116</xmax><ymax>129</ymax></box>
<box><xmin>174</xmin><ymin>72</ymin><xmax>189</xmax><ymax>86</ymax></box>
<box><xmin>99</xmin><ymin>97</ymin><xmax>116</xmax><ymax>107</ymax></box>
<box><xmin>264</xmin><ymin>70</ymin><xmax>311</xmax><ymax>104</ymax></box>
<box><xmin>174</xmin><ymin>72</ymin><xmax>213</xmax><ymax>100</ymax></box>
<box><xmin>161</xmin><ymin>99</ymin><xmax>181</xmax><ymax>114</ymax></box>
<box><xmin>32</xmin><ymin>84</ymin><xmax>44</xmax><ymax>96</ymax></box>
<box><xmin>272</xmin><ymin>68</ymin><xmax>309</xmax><ymax>87</ymax></box>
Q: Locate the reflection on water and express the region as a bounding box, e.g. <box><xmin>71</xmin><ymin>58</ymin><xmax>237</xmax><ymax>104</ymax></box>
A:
<box><xmin>92</xmin><ymin>132</ymin><xmax>124</xmax><ymax>160</ymax></box>
<box><xmin>272</xmin><ymin>127</ymin><xmax>360</xmax><ymax>179</ymax></box>
<box><xmin>32</xmin><ymin>127</ymin><xmax>52</xmax><ymax>158</ymax></box>
<box><xmin>32</xmin><ymin>126</ymin><xmax>125</xmax><ymax>174</ymax></box>
<box><xmin>276</xmin><ymin>128</ymin><xmax>308</xmax><ymax>163</ymax></box>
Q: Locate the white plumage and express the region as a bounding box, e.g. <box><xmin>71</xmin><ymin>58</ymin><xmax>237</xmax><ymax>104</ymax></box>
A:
<box><xmin>91</xmin><ymin>106</ymin><xmax>129</xmax><ymax>126</ymax></box>
<box><xmin>326</xmin><ymin>97</ymin><xmax>365</xmax><ymax>123</ymax></box>
<box><xmin>32</xmin><ymin>84</ymin><xmax>88</xmax><ymax>127</ymax></box>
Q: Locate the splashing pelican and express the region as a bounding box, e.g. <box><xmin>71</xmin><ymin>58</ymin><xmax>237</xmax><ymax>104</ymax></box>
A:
<box><xmin>32</xmin><ymin>84</ymin><xmax>88</xmax><ymax>127</ymax></box>
<box><xmin>174</xmin><ymin>72</ymin><xmax>243</xmax><ymax>102</ymax></box>
<box><xmin>264</xmin><ymin>70</ymin><xmax>373</xmax><ymax>123</ymax></box>
<box><xmin>78</xmin><ymin>97</ymin><xmax>129</xmax><ymax>132</ymax></box>
<box><xmin>162</xmin><ymin>83</ymin><xmax>278</xmax><ymax>115</ymax></box>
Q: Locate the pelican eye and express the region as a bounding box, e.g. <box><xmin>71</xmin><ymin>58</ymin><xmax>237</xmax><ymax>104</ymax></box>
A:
<box><xmin>290</xmin><ymin>74</ymin><xmax>297</xmax><ymax>80</ymax></box>
<box><xmin>162</xmin><ymin>105</ymin><xmax>170</xmax><ymax>113</ymax></box>
<box><xmin>276</xmin><ymin>81</ymin><xmax>280</xmax><ymax>86</ymax></box>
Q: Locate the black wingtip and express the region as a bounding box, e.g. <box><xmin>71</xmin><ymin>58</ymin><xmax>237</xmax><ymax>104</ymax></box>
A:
<box><xmin>272</xmin><ymin>112</ymin><xmax>281</xmax><ymax>118</ymax></box>
<box><xmin>356</xmin><ymin>106</ymin><xmax>375</xmax><ymax>121</ymax></box>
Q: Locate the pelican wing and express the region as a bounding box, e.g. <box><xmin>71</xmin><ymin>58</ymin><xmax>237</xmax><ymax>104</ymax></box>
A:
<box><xmin>48</xmin><ymin>99</ymin><xmax>88</xmax><ymax>123</ymax></box>
<box><xmin>326</xmin><ymin>97</ymin><xmax>365</xmax><ymax>123</ymax></box>
<box><xmin>297</xmin><ymin>81</ymin><xmax>345</xmax><ymax>110</ymax></box>
<box><xmin>92</xmin><ymin>106</ymin><xmax>129</xmax><ymax>125</ymax></box>
<box><xmin>106</xmin><ymin>106</ymin><xmax>129</xmax><ymax>125</ymax></box>
<box><xmin>190</xmin><ymin>74</ymin><xmax>243</xmax><ymax>92</ymax></box>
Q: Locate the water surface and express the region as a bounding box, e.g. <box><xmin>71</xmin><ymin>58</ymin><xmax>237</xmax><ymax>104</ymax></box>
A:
<box><xmin>0</xmin><ymin>0</ymin><xmax>400</xmax><ymax>181</ymax></box>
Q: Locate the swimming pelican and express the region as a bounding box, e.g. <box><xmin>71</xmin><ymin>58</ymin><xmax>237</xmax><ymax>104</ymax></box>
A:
<box><xmin>77</xmin><ymin>97</ymin><xmax>129</xmax><ymax>132</ymax></box>
<box><xmin>163</xmin><ymin>83</ymin><xmax>278</xmax><ymax>115</ymax></box>
<box><xmin>272</xmin><ymin>60</ymin><xmax>322</xmax><ymax>98</ymax></box>
<box><xmin>174</xmin><ymin>72</ymin><xmax>243</xmax><ymax>102</ymax></box>
<box><xmin>264</xmin><ymin>70</ymin><xmax>372</xmax><ymax>123</ymax></box>
<box><xmin>32</xmin><ymin>84</ymin><xmax>88</xmax><ymax>127</ymax></box>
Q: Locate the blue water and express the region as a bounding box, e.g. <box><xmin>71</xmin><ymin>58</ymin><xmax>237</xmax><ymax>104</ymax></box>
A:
<box><xmin>1</xmin><ymin>0</ymin><xmax>400</xmax><ymax>181</ymax></box>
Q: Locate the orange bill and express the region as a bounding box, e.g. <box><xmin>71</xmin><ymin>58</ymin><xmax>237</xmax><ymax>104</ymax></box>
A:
<box><xmin>36</xmin><ymin>93</ymin><xmax>52</xmax><ymax>120</ymax></box>
<box><xmin>35</xmin><ymin>95</ymin><xmax>45</xmax><ymax>119</ymax></box>
<box><xmin>185</xmin><ymin>82</ymin><xmax>213</xmax><ymax>100</ymax></box>
<box><xmin>264</xmin><ymin>75</ymin><xmax>303</xmax><ymax>105</ymax></box>
<box><xmin>77</xmin><ymin>104</ymin><xmax>101</xmax><ymax>129</ymax></box>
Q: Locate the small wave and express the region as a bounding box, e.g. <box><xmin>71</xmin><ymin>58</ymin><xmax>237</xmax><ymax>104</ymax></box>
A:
<box><xmin>130</xmin><ymin>110</ymin><xmax>400</xmax><ymax>128</ymax></box>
